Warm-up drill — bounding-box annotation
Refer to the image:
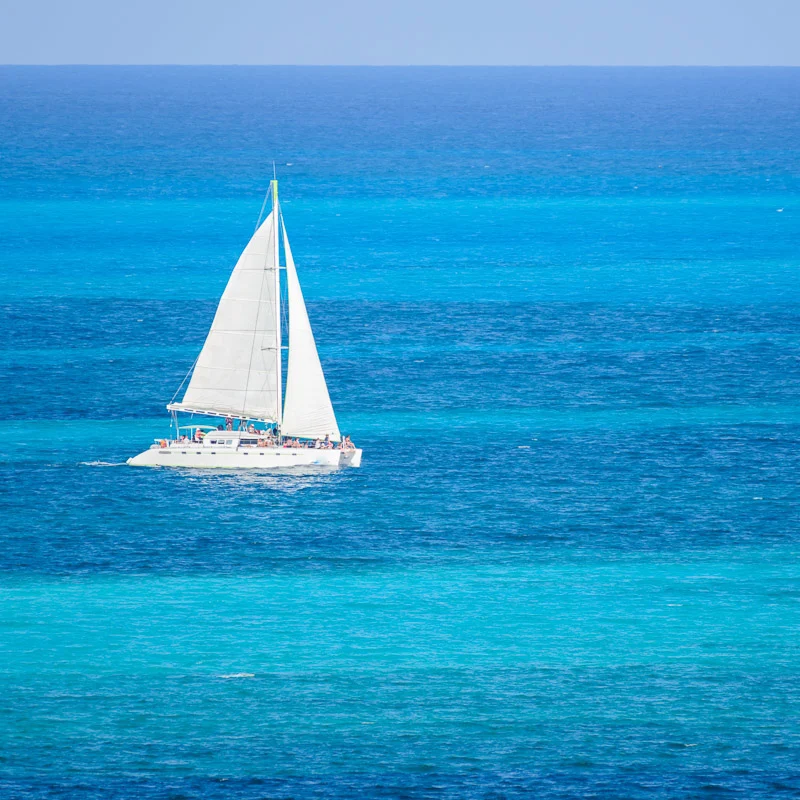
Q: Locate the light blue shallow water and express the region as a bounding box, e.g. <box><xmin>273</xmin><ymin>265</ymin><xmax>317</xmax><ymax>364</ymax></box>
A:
<box><xmin>1</xmin><ymin>67</ymin><xmax>799</xmax><ymax>798</ymax></box>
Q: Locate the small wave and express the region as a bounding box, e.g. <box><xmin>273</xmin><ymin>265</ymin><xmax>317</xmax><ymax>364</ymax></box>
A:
<box><xmin>80</xmin><ymin>460</ymin><xmax>127</xmax><ymax>467</ymax></box>
<box><xmin>184</xmin><ymin>468</ymin><xmax>342</xmax><ymax>492</ymax></box>
<box><xmin>219</xmin><ymin>672</ymin><xmax>255</xmax><ymax>679</ymax></box>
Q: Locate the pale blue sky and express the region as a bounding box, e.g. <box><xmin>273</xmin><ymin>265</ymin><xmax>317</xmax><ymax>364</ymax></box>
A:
<box><xmin>0</xmin><ymin>0</ymin><xmax>797</xmax><ymax>65</ymax></box>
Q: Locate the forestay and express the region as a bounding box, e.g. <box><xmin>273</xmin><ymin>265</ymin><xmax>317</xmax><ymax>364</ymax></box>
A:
<box><xmin>281</xmin><ymin>226</ymin><xmax>341</xmax><ymax>441</ymax></box>
<box><xmin>177</xmin><ymin>211</ymin><xmax>281</xmax><ymax>421</ymax></box>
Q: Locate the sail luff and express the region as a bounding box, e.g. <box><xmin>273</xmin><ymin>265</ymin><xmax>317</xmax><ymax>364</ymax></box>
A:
<box><xmin>280</xmin><ymin>225</ymin><xmax>341</xmax><ymax>441</ymax></box>
<box><xmin>273</xmin><ymin>180</ymin><xmax>283</xmax><ymax>427</ymax></box>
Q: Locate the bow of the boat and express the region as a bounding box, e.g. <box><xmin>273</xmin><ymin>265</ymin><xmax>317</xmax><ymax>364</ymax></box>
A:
<box><xmin>340</xmin><ymin>448</ymin><xmax>362</xmax><ymax>468</ymax></box>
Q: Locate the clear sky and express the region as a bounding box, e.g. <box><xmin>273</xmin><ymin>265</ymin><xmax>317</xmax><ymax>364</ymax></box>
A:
<box><xmin>0</xmin><ymin>0</ymin><xmax>797</xmax><ymax>66</ymax></box>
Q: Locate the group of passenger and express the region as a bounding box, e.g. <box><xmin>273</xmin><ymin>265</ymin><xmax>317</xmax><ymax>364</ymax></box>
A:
<box><xmin>277</xmin><ymin>435</ymin><xmax>356</xmax><ymax>450</ymax></box>
<box><xmin>178</xmin><ymin>419</ymin><xmax>355</xmax><ymax>451</ymax></box>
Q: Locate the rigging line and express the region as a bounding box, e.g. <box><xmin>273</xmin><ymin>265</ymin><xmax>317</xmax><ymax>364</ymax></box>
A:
<box><xmin>253</xmin><ymin>185</ymin><xmax>271</xmax><ymax>234</ymax></box>
<box><xmin>170</xmin><ymin>352</ymin><xmax>201</xmax><ymax>405</ymax></box>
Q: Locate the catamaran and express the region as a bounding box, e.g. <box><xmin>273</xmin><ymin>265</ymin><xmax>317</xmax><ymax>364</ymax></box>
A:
<box><xmin>128</xmin><ymin>181</ymin><xmax>362</xmax><ymax>469</ymax></box>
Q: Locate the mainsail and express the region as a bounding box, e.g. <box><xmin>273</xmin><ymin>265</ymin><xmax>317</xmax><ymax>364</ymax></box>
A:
<box><xmin>171</xmin><ymin>210</ymin><xmax>281</xmax><ymax>421</ymax></box>
<box><xmin>281</xmin><ymin>227</ymin><xmax>341</xmax><ymax>441</ymax></box>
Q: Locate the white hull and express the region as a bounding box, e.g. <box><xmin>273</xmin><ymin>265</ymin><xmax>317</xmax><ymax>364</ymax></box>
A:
<box><xmin>127</xmin><ymin>445</ymin><xmax>362</xmax><ymax>469</ymax></box>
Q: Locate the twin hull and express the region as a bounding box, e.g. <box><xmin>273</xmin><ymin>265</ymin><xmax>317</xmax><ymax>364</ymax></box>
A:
<box><xmin>127</xmin><ymin>446</ymin><xmax>362</xmax><ymax>469</ymax></box>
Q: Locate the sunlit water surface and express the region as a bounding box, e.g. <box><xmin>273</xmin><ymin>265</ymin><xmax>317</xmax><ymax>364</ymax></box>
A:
<box><xmin>1</xmin><ymin>66</ymin><xmax>799</xmax><ymax>799</ymax></box>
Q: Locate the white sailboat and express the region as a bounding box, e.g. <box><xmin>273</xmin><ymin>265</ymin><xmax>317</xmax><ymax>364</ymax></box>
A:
<box><xmin>128</xmin><ymin>181</ymin><xmax>362</xmax><ymax>469</ymax></box>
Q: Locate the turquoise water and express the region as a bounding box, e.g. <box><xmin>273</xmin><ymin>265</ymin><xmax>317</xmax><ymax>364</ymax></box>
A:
<box><xmin>1</xmin><ymin>67</ymin><xmax>799</xmax><ymax>798</ymax></box>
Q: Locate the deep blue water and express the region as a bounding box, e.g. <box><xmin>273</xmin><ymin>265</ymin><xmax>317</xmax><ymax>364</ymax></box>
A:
<box><xmin>1</xmin><ymin>67</ymin><xmax>799</xmax><ymax>799</ymax></box>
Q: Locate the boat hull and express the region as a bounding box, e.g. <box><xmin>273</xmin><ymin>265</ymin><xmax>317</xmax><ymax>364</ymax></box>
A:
<box><xmin>127</xmin><ymin>446</ymin><xmax>362</xmax><ymax>469</ymax></box>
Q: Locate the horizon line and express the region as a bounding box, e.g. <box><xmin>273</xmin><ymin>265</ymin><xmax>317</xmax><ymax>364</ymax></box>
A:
<box><xmin>2</xmin><ymin>63</ymin><xmax>800</xmax><ymax>69</ymax></box>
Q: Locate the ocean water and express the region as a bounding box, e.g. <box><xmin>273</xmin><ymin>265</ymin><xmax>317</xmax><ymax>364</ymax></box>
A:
<box><xmin>1</xmin><ymin>67</ymin><xmax>799</xmax><ymax>798</ymax></box>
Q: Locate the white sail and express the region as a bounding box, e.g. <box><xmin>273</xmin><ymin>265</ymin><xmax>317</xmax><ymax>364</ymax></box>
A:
<box><xmin>174</xmin><ymin>211</ymin><xmax>281</xmax><ymax>421</ymax></box>
<box><xmin>281</xmin><ymin>226</ymin><xmax>341</xmax><ymax>441</ymax></box>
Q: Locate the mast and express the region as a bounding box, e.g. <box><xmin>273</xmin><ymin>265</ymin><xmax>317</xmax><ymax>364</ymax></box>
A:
<box><xmin>273</xmin><ymin>179</ymin><xmax>282</xmax><ymax>430</ymax></box>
